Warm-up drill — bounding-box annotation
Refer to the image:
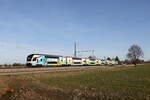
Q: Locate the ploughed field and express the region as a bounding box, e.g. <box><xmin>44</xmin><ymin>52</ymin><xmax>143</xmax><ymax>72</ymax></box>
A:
<box><xmin>0</xmin><ymin>64</ymin><xmax>150</xmax><ymax>100</ymax></box>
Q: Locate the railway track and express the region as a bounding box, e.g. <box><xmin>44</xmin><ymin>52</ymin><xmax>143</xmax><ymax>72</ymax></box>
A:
<box><xmin>0</xmin><ymin>64</ymin><xmax>134</xmax><ymax>76</ymax></box>
<box><xmin>0</xmin><ymin>66</ymin><xmax>106</xmax><ymax>76</ymax></box>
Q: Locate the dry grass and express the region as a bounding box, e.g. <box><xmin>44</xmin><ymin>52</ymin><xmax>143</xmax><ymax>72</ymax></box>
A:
<box><xmin>0</xmin><ymin>64</ymin><xmax>150</xmax><ymax>100</ymax></box>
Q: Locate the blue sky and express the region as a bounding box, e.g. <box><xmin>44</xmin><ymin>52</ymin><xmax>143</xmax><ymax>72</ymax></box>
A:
<box><xmin>0</xmin><ymin>0</ymin><xmax>150</xmax><ymax>64</ymax></box>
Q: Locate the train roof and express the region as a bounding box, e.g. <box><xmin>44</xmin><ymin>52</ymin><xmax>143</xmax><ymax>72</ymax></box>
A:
<box><xmin>28</xmin><ymin>54</ymin><xmax>62</xmax><ymax>57</ymax></box>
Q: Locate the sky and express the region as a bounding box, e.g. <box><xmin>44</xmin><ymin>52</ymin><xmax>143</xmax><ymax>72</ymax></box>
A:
<box><xmin>0</xmin><ymin>0</ymin><xmax>150</xmax><ymax>64</ymax></box>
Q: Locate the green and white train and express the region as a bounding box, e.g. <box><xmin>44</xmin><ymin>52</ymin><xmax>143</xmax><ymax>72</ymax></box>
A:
<box><xmin>26</xmin><ymin>54</ymin><xmax>118</xmax><ymax>67</ymax></box>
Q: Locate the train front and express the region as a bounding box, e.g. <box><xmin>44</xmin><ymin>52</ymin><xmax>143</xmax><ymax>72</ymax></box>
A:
<box><xmin>26</xmin><ymin>54</ymin><xmax>34</xmax><ymax>66</ymax></box>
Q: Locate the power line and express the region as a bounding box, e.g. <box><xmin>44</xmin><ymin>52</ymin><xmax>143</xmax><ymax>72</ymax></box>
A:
<box><xmin>77</xmin><ymin>50</ymin><xmax>95</xmax><ymax>56</ymax></box>
<box><xmin>73</xmin><ymin>42</ymin><xmax>95</xmax><ymax>57</ymax></box>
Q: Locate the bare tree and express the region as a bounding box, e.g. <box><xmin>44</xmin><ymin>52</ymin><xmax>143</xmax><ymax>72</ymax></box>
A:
<box><xmin>127</xmin><ymin>44</ymin><xmax>144</xmax><ymax>66</ymax></box>
<box><xmin>115</xmin><ymin>56</ymin><xmax>121</xmax><ymax>65</ymax></box>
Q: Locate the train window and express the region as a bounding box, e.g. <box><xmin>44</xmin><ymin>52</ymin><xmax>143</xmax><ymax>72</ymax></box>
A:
<box><xmin>72</xmin><ymin>58</ymin><xmax>82</xmax><ymax>60</ymax></box>
<box><xmin>90</xmin><ymin>62</ymin><xmax>95</xmax><ymax>64</ymax></box>
<box><xmin>90</xmin><ymin>59</ymin><xmax>95</xmax><ymax>61</ymax></box>
<box><xmin>74</xmin><ymin>62</ymin><xmax>81</xmax><ymax>64</ymax></box>
<box><xmin>33</xmin><ymin>57</ymin><xmax>37</xmax><ymax>61</ymax></box>
<box><xmin>47</xmin><ymin>62</ymin><xmax>57</xmax><ymax>64</ymax></box>
<box><xmin>45</xmin><ymin>56</ymin><xmax>59</xmax><ymax>59</ymax></box>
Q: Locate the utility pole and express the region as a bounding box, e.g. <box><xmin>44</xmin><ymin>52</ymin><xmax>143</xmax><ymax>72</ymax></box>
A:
<box><xmin>92</xmin><ymin>50</ymin><xmax>95</xmax><ymax>56</ymax></box>
<box><xmin>74</xmin><ymin>42</ymin><xmax>77</xmax><ymax>57</ymax></box>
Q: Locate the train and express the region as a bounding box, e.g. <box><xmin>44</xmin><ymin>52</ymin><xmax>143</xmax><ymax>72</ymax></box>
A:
<box><xmin>26</xmin><ymin>54</ymin><xmax>118</xmax><ymax>67</ymax></box>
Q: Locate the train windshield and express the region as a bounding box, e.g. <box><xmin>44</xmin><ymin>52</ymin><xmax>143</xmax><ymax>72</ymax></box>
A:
<box><xmin>27</xmin><ymin>54</ymin><xmax>34</xmax><ymax>61</ymax></box>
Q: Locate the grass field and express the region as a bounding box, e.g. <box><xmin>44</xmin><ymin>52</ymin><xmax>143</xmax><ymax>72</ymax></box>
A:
<box><xmin>0</xmin><ymin>64</ymin><xmax>150</xmax><ymax>100</ymax></box>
